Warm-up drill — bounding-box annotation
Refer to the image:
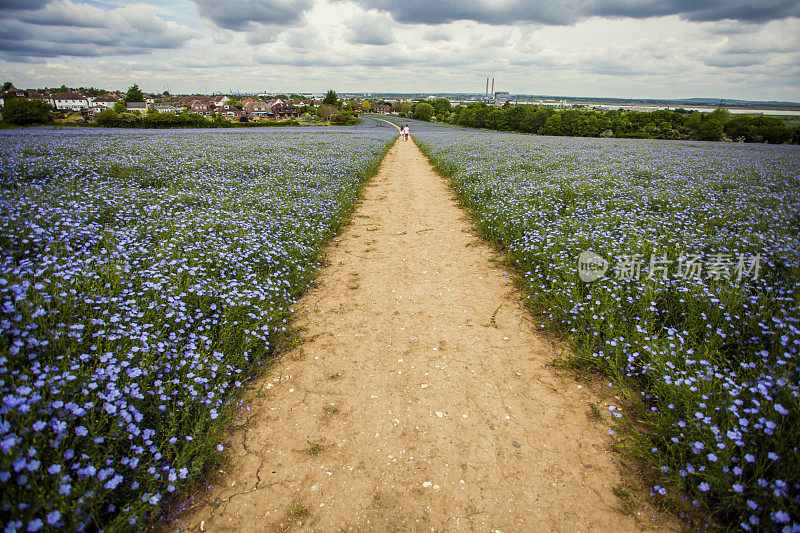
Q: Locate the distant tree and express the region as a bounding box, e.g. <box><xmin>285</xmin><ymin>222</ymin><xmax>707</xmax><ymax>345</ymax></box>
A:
<box><xmin>475</xmin><ymin>105</ymin><xmax>491</xmax><ymax>128</ymax></box>
<box><xmin>559</xmin><ymin>109</ymin><xmax>581</xmax><ymax>135</ymax></box>
<box><xmin>114</xmin><ymin>112</ymin><xmax>140</xmax><ymax>127</ymax></box>
<box><xmin>125</xmin><ymin>84</ymin><xmax>145</xmax><ymax>102</ymax></box>
<box><xmin>758</xmin><ymin>122</ymin><xmax>791</xmax><ymax>144</ymax></box>
<box><xmin>276</xmin><ymin>94</ymin><xmax>288</xmax><ymax>100</ymax></box>
<box><xmin>458</xmin><ymin>104</ymin><xmax>479</xmax><ymax>127</ymax></box>
<box><xmin>362</xmin><ymin>101</ymin><xmax>371</xmax><ymax>112</ymax></box>
<box><xmin>290</xmin><ymin>93</ymin><xmax>303</xmax><ymax>100</ymax></box>
<box><xmin>317</xmin><ymin>104</ymin><xmax>340</xmax><ymax>122</ymax></box>
<box><xmin>487</xmin><ymin>108</ymin><xmax>507</xmax><ymax>130</ymax></box>
<box><xmin>611</xmin><ymin>115</ymin><xmax>633</xmax><ymax>136</ymax></box>
<box><xmin>708</xmin><ymin>108</ymin><xmax>731</xmax><ymax>125</ymax></box>
<box><xmin>697</xmin><ymin>118</ymin><xmax>723</xmax><ymax>141</ymax></box>
<box><xmin>581</xmin><ymin>113</ymin><xmax>601</xmax><ymax>136</ymax></box>
<box><xmin>533</xmin><ymin>107</ymin><xmax>554</xmax><ymax>131</ymax></box>
<box><xmin>2</xmin><ymin>98</ymin><xmax>51</xmax><ymax>125</ymax></box>
<box><xmin>684</xmin><ymin>111</ymin><xmax>702</xmax><ymax>131</ymax></box>
<box><xmin>517</xmin><ymin>106</ymin><xmax>538</xmax><ymax>133</ymax></box>
<box><xmin>2</xmin><ymin>81</ymin><xmax>12</xmax><ymax>92</ymax></box>
<box><xmin>728</xmin><ymin>115</ymin><xmax>792</xmax><ymax>144</ymax></box>
<box><xmin>413</xmin><ymin>102</ymin><xmax>435</xmax><ymax>121</ymax></box>
<box><xmin>113</xmin><ymin>101</ymin><xmax>127</xmax><ymax>113</ymax></box>
<box><xmin>506</xmin><ymin>105</ymin><xmax>527</xmax><ymax>131</ymax></box>
<box><xmin>162</xmin><ymin>90</ymin><xmax>170</xmax><ymax>96</ymax></box>
<box><xmin>331</xmin><ymin>110</ymin><xmax>352</xmax><ymax>125</ymax></box>
<box><xmin>95</xmin><ymin>109</ymin><xmax>119</xmax><ymax>127</ymax></box>
<box><xmin>58</xmin><ymin>85</ymin><xmax>69</xmax><ymax>93</ymax></box>
<box><xmin>432</xmin><ymin>97</ymin><xmax>451</xmax><ymax>116</ymax></box>
<box><xmin>322</xmin><ymin>90</ymin><xmax>338</xmax><ymax>106</ymax></box>
<box><xmin>541</xmin><ymin>114</ymin><xmax>563</xmax><ymax>136</ymax></box>
<box><xmin>724</xmin><ymin>115</ymin><xmax>753</xmax><ymax>141</ymax></box>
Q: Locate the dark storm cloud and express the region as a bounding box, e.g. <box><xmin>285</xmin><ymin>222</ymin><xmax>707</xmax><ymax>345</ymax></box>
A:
<box><xmin>0</xmin><ymin>36</ymin><xmax>142</xmax><ymax>57</ymax></box>
<box><xmin>342</xmin><ymin>1</ymin><xmax>577</xmax><ymax>25</ymax></box>
<box><xmin>16</xmin><ymin>1</ymin><xmax>107</xmax><ymax>28</ymax></box>
<box><xmin>191</xmin><ymin>0</ymin><xmax>313</xmax><ymax>31</ymax></box>
<box><xmin>342</xmin><ymin>0</ymin><xmax>800</xmax><ymax>25</ymax></box>
<box><xmin>0</xmin><ymin>0</ymin><xmax>51</xmax><ymax>10</ymax></box>
<box><xmin>672</xmin><ymin>0</ymin><xmax>800</xmax><ymax>23</ymax></box>
<box><xmin>0</xmin><ymin>1</ymin><xmax>200</xmax><ymax>59</ymax></box>
<box><xmin>592</xmin><ymin>0</ymin><xmax>800</xmax><ymax>23</ymax></box>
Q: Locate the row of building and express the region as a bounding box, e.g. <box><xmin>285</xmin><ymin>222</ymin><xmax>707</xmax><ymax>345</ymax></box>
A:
<box><xmin>1</xmin><ymin>88</ymin><xmax>307</xmax><ymax>121</ymax></box>
<box><xmin>185</xmin><ymin>97</ymin><xmax>301</xmax><ymax>120</ymax></box>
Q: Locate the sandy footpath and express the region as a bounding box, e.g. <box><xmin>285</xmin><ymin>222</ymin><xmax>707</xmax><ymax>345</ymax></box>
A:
<box><xmin>177</xmin><ymin>135</ymin><xmax>675</xmax><ymax>532</ymax></box>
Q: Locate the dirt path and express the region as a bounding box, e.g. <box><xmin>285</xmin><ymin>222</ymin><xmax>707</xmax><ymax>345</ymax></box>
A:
<box><xmin>179</xmin><ymin>136</ymin><xmax>674</xmax><ymax>532</ymax></box>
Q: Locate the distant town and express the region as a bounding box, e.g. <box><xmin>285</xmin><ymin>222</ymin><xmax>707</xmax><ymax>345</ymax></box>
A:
<box><xmin>2</xmin><ymin>80</ymin><xmax>799</xmax><ymax>128</ymax></box>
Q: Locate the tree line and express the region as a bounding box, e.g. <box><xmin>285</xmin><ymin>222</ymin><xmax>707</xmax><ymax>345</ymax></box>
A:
<box><xmin>444</xmin><ymin>103</ymin><xmax>799</xmax><ymax>144</ymax></box>
<box><xmin>0</xmin><ymin>87</ymin><xmax>357</xmax><ymax>128</ymax></box>
<box><xmin>394</xmin><ymin>99</ymin><xmax>799</xmax><ymax>144</ymax></box>
<box><xmin>94</xmin><ymin>110</ymin><xmax>299</xmax><ymax>129</ymax></box>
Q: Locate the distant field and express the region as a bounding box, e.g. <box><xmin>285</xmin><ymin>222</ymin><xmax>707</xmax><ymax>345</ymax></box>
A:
<box><xmin>0</xmin><ymin>126</ymin><xmax>395</xmax><ymax>530</ymax></box>
<box><xmin>776</xmin><ymin>116</ymin><xmax>800</xmax><ymax>128</ymax></box>
<box><xmin>415</xmin><ymin>130</ymin><xmax>800</xmax><ymax>529</ymax></box>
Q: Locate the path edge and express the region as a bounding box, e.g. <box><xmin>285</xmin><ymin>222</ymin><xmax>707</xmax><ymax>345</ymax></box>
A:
<box><xmin>160</xmin><ymin>133</ymin><xmax>400</xmax><ymax>532</ymax></box>
<box><xmin>410</xmin><ymin>133</ymin><xmax>685</xmax><ymax>530</ymax></box>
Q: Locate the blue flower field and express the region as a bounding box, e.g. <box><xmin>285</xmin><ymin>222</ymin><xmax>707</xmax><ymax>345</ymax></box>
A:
<box><xmin>0</xmin><ymin>126</ymin><xmax>395</xmax><ymax>531</ymax></box>
<box><xmin>415</xmin><ymin>130</ymin><xmax>800</xmax><ymax>530</ymax></box>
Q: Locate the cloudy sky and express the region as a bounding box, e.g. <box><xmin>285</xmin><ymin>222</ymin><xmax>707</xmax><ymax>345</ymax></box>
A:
<box><xmin>1</xmin><ymin>0</ymin><xmax>799</xmax><ymax>100</ymax></box>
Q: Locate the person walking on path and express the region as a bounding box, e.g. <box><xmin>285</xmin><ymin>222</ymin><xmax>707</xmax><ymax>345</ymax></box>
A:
<box><xmin>403</xmin><ymin>124</ymin><xmax>410</xmax><ymax>141</ymax></box>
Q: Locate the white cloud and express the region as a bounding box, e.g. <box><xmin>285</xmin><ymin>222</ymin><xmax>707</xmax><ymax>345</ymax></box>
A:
<box><xmin>344</xmin><ymin>11</ymin><xmax>395</xmax><ymax>45</ymax></box>
<box><xmin>0</xmin><ymin>0</ymin><xmax>797</xmax><ymax>101</ymax></box>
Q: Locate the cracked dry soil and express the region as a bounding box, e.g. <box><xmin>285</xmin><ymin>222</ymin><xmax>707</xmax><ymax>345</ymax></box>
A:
<box><xmin>176</xmin><ymin>135</ymin><xmax>677</xmax><ymax>532</ymax></box>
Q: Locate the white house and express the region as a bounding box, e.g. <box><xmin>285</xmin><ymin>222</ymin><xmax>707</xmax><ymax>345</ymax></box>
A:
<box><xmin>92</xmin><ymin>94</ymin><xmax>118</xmax><ymax>109</ymax></box>
<box><xmin>213</xmin><ymin>95</ymin><xmax>231</xmax><ymax>106</ymax></box>
<box><xmin>243</xmin><ymin>101</ymin><xmax>271</xmax><ymax>116</ymax></box>
<box><xmin>51</xmin><ymin>92</ymin><xmax>89</xmax><ymax>111</ymax></box>
<box><xmin>152</xmin><ymin>103</ymin><xmax>180</xmax><ymax>113</ymax></box>
<box><xmin>126</xmin><ymin>102</ymin><xmax>148</xmax><ymax>113</ymax></box>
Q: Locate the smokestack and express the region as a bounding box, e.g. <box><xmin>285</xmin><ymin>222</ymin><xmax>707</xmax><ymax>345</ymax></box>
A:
<box><xmin>491</xmin><ymin>77</ymin><xmax>495</xmax><ymax>97</ymax></box>
<box><xmin>485</xmin><ymin>77</ymin><xmax>489</xmax><ymax>97</ymax></box>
